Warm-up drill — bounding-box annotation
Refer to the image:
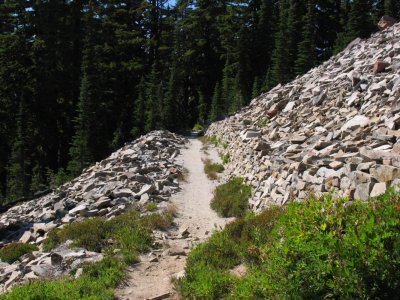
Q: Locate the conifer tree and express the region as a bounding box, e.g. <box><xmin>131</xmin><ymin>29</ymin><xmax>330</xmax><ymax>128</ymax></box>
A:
<box><xmin>67</xmin><ymin>70</ymin><xmax>94</xmax><ymax>177</ymax></box>
<box><xmin>295</xmin><ymin>0</ymin><xmax>317</xmax><ymax>75</ymax></box>
<box><xmin>132</xmin><ymin>77</ymin><xmax>148</xmax><ymax>138</ymax></box>
<box><xmin>7</xmin><ymin>99</ymin><xmax>32</xmax><ymax>201</ymax></box>
<box><xmin>251</xmin><ymin>77</ymin><xmax>261</xmax><ymax>99</ymax></box>
<box><xmin>209</xmin><ymin>82</ymin><xmax>222</xmax><ymax>122</ymax></box>
<box><xmin>384</xmin><ymin>0</ymin><xmax>400</xmax><ymax>19</ymax></box>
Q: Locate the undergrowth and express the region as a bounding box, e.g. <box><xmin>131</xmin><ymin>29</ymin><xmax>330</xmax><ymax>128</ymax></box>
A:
<box><xmin>0</xmin><ymin>256</ymin><xmax>124</xmax><ymax>300</ymax></box>
<box><xmin>203</xmin><ymin>159</ymin><xmax>224</xmax><ymax>180</ymax></box>
<box><xmin>0</xmin><ymin>243</ymin><xmax>38</xmax><ymax>264</ymax></box>
<box><xmin>211</xmin><ymin>177</ymin><xmax>251</xmax><ymax>218</ymax></box>
<box><xmin>177</xmin><ymin>189</ymin><xmax>400</xmax><ymax>299</ymax></box>
<box><xmin>1</xmin><ymin>208</ymin><xmax>175</xmax><ymax>299</ymax></box>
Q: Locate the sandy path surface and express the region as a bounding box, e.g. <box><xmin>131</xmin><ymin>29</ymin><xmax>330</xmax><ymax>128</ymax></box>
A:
<box><xmin>116</xmin><ymin>138</ymin><xmax>231</xmax><ymax>300</ymax></box>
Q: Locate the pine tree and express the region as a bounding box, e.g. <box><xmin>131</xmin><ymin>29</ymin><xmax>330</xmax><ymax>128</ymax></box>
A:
<box><xmin>334</xmin><ymin>0</ymin><xmax>375</xmax><ymax>54</ymax></box>
<box><xmin>131</xmin><ymin>77</ymin><xmax>147</xmax><ymax>138</ymax></box>
<box><xmin>7</xmin><ymin>100</ymin><xmax>32</xmax><ymax>201</ymax></box>
<box><xmin>384</xmin><ymin>0</ymin><xmax>400</xmax><ymax>19</ymax></box>
<box><xmin>269</xmin><ymin>0</ymin><xmax>290</xmax><ymax>88</ymax></box>
<box><xmin>67</xmin><ymin>69</ymin><xmax>94</xmax><ymax>176</ymax></box>
<box><xmin>295</xmin><ymin>0</ymin><xmax>317</xmax><ymax>75</ymax></box>
<box><xmin>209</xmin><ymin>82</ymin><xmax>222</xmax><ymax>122</ymax></box>
<box><xmin>252</xmin><ymin>77</ymin><xmax>261</xmax><ymax>99</ymax></box>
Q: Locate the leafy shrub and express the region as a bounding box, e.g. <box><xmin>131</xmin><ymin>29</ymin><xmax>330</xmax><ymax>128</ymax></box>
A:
<box><xmin>192</xmin><ymin>123</ymin><xmax>204</xmax><ymax>132</ymax></box>
<box><xmin>0</xmin><ymin>242</ymin><xmax>38</xmax><ymax>263</ymax></box>
<box><xmin>211</xmin><ymin>177</ymin><xmax>251</xmax><ymax>217</ymax></box>
<box><xmin>225</xmin><ymin>206</ymin><xmax>284</xmax><ymax>263</ymax></box>
<box><xmin>43</xmin><ymin>210</ymin><xmax>174</xmax><ymax>255</ymax></box>
<box><xmin>0</xmin><ymin>256</ymin><xmax>124</xmax><ymax>300</ymax></box>
<box><xmin>178</xmin><ymin>190</ymin><xmax>400</xmax><ymax>299</ymax></box>
<box><xmin>264</xmin><ymin>192</ymin><xmax>400</xmax><ymax>299</ymax></box>
<box><xmin>176</xmin><ymin>231</ymin><xmax>240</xmax><ymax>299</ymax></box>
<box><xmin>203</xmin><ymin>159</ymin><xmax>224</xmax><ymax>180</ymax></box>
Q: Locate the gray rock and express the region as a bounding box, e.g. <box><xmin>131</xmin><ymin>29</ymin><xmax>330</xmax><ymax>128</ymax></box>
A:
<box><xmin>370</xmin><ymin>182</ymin><xmax>387</xmax><ymax>197</ymax></box>
<box><xmin>341</xmin><ymin>115</ymin><xmax>370</xmax><ymax>132</ymax></box>
<box><xmin>370</xmin><ymin>165</ymin><xmax>400</xmax><ymax>182</ymax></box>
<box><xmin>137</xmin><ymin>184</ymin><xmax>156</xmax><ymax>196</ymax></box>
<box><xmin>354</xmin><ymin>183</ymin><xmax>374</xmax><ymax>201</ymax></box>
<box><xmin>19</xmin><ymin>231</ymin><xmax>32</xmax><ymax>244</ymax></box>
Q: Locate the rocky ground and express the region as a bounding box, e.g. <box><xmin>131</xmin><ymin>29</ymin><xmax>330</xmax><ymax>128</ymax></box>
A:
<box><xmin>207</xmin><ymin>20</ymin><xmax>400</xmax><ymax>211</ymax></box>
<box><xmin>0</xmin><ymin>131</ymin><xmax>188</xmax><ymax>292</ymax></box>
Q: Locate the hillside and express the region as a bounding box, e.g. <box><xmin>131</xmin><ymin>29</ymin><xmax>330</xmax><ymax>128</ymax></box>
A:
<box><xmin>1</xmin><ymin>15</ymin><xmax>400</xmax><ymax>300</ymax></box>
<box><xmin>207</xmin><ymin>20</ymin><xmax>400</xmax><ymax>210</ymax></box>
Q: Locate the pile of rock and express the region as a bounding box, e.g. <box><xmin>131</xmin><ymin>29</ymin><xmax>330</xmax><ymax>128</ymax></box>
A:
<box><xmin>0</xmin><ymin>130</ymin><xmax>187</xmax><ymax>291</ymax></box>
<box><xmin>207</xmin><ymin>19</ymin><xmax>400</xmax><ymax>210</ymax></box>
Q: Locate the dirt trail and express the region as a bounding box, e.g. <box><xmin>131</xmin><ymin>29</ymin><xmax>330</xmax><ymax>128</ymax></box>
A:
<box><xmin>116</xmin><ymin>138</ymin><xmax>231</xmax><ymax>300</ymax></box>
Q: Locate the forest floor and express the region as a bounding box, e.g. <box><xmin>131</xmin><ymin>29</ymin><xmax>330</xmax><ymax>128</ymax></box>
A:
<box><xmin>115</xmin><ymin>138</ymin><xmax>231</xmax><ymax>300</ymax></box>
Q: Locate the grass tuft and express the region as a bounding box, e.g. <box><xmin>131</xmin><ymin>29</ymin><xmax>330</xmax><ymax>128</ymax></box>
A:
<box><xmin>203</xmin><ymin>159</ymin><xmax>224</xmax><ymax>180</ymax></box>
<box><xmin>145</xmin><ymin>202</ymin><xmax>158</xmax><ymax>212</ymax></box>
<box><xmin>0</xmin><ymin>242</ymin><xmax>38</xmax><ymax>264</ymax></box>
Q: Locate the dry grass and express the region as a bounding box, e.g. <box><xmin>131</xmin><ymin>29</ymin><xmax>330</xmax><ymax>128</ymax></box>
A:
<box><xmin>203</xmin><ymin>159</ymin><xmax>224</xmax><ymax>180</ymax></box>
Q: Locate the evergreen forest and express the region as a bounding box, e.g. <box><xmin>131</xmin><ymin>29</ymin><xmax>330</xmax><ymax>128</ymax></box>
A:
<box><xmin>1</xmin><ymin>0</ymin><xmax>400</xmax><ymax>204</ymax></box>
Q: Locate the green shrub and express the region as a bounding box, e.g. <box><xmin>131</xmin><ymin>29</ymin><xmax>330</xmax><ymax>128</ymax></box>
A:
<box><xmin>263</xmin><ymin>192</ymin><xmax>400</xmax><ymax>299</ymax></box>
<box><xmin>178</xmin><ymin>190</ymin><xmax>400</xmax><ymax>300</ymax></box>
<box><xmin>176</xmin><ymin>231</ymin><xmax>240</xmax><ymax>299</ymax></box>
<box><xmin>0</xmin><ymin>242</ymin><xmax>38</xmax><ymax>263</ymax></box>
<box><xmin>192</xmin><ymin>123</ymin><xmax>204</xmax><ymax>132</ymax></box>
<box><xmin>203</xmin><ymin>159</ymin><xmax>224</xmax><ymax>180</ymax></box>
<box><xmin>211</xmin><ymin>177</ymin><xmax>251</xmax><ymax>217</ymax></box>
<box><xmin>0</xmin><ymin>256</ymin><xmax>124</xmax><ymax>300</ymax></box>
<box><xmin>220</xmin><ymin>153</ymin><xmax>230</xmax><ymax>165</ymax></box>
<box><xmin>43</xmin><ymin>210</ymin><xmax>174</xmax><ymax>256</ymax></box>
<box><xmin>4</xmin><ymin>209</ymin><xmax>177</xmax><ymax>299</ymax></box>
<box><xmin>145</xmin><ymin>202</ymin><xmax>158</xmax><ymax>212</ymax></box>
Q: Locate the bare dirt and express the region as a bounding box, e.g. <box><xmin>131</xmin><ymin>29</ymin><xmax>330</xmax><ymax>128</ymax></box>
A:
<box><xmin>115</xmin><ymin>138</ymin><xmax>231</xmax><ymax>300</ymax></box>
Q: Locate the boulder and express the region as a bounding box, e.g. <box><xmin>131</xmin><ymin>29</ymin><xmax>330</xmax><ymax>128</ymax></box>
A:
<box><xmin>370</xmin><ymin>182</ymin><xmax>387</xmax><ymax>197</ymax></box>
<box><xmin>377</xmin><ymin>15</ymin><xmax>397</xmax><ymax>31</ymax></box>
<box><xmin>373</xmin><ymin>60</ymin><xmax>390</xmax><ymax>75</ymax></box>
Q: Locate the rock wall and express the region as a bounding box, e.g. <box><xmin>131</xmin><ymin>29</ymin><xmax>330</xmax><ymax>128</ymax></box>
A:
<box><xmin>207</xmin><ymin>22</ymin><xmax>400</xmax><ymax>211</ymax></box>
<box><xmin>0</xmin><ymin>130</ymin><xmax>187</xmax><ymax>291</ymax></box>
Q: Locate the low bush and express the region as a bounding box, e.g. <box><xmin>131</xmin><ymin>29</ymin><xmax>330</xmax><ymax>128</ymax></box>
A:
<box><xmin>43</xmin><ymin>210</ymin><xmax>174</xmax><ymax>257</ymax></box>
<box><xmin>219</xmin><ymin>153</ymin><xmax>230</xmax><ymax>165</ymax></box>
<box><xmin>0</xmin><ymin>256</ymin><xmax>124</xmax><ymax>300</ymax></box>
<box><xmin>3</xmin><ymin>208</ymin><xmax>176</xmax><ymax>299</ymax></box>
<box><xmin>192</xmin><ymin>123</ymin><xmax>204</xmax><ymax>132</ymax></box>
<box><xmin>0</xmin><ymin>242</ymin><xmax>38</xmax><ymax>263</ymax></box>
<box><xmin>175</xmin><ymin>231</ymin><xmax>240</xmax><ymax>299</ymax></box>
<box><xmin>203</xmin><ymin>159</ymin><xmax>224</xmax><ymax>180</ymax></box>
<box><xmin>211</xmin><ymin>177</ymin><xmax>251</xmax><ymax>217</ymax></box>
<box><xmin>178</xmin><ymin>190</ymin><xmax>400</xmax><ymax>299</ymax></box>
